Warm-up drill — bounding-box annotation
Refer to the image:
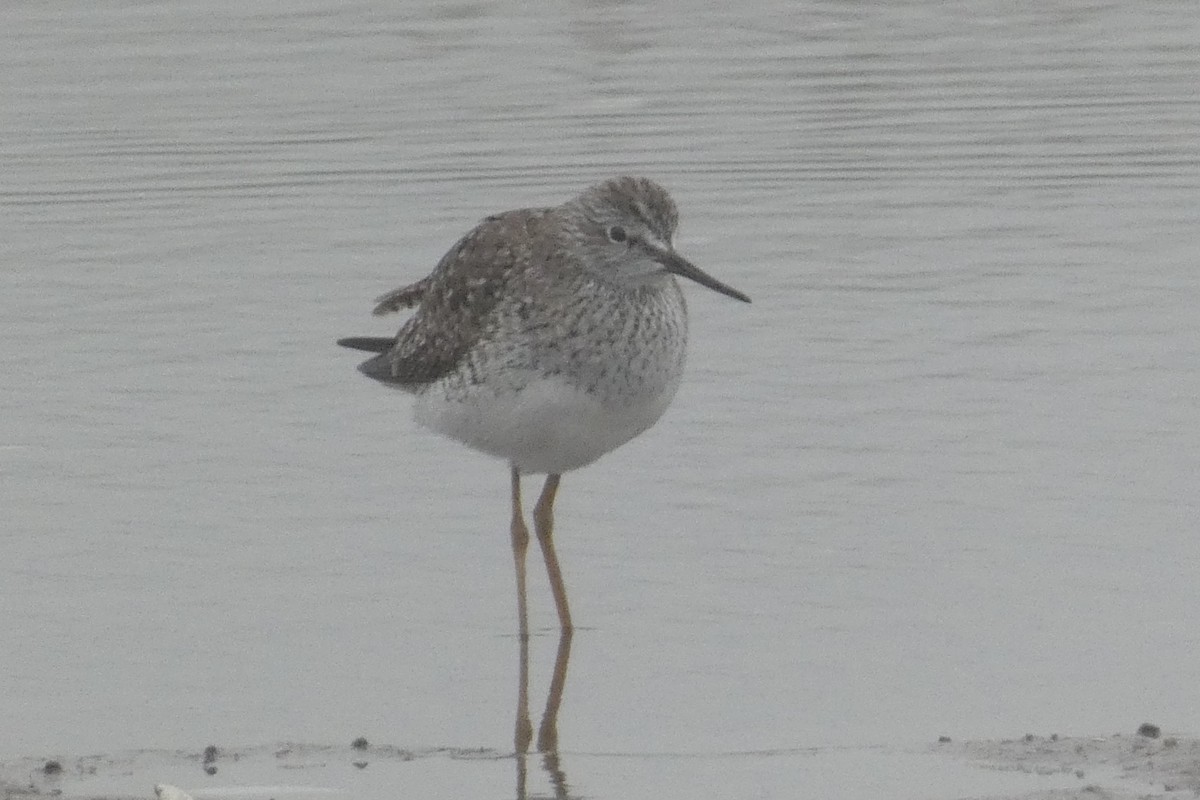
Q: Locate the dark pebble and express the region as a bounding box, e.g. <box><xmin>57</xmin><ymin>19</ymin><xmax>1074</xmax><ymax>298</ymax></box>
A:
<box><xmin>204</xmin><ymin>765</ymin><xmax>218</xmax><ymax>776</ymax></box>
<box><xmin>351</xmin><ymin>737</ymin><xmax>370</xmax><ymax>751</ymax></box>
<box><xmin>43</xmin><ymin>761</ymin><xmax>63</xmax><ymax>776</ymax></box>
<box><xmin>1137</xmin><ymin>723</ymin><xmax>1161</xmax><ymax>739</ymax></box>
<box><xmin>937</xmin><ymin>735</ymin><xmax>951</xmax><ymax>743</ymax></box>
<box><xmin>203</xmin><ymin>745</ymin><xmax>219</xmax><ymax>764</ymax></box>
<box><xmin>353</xmin><ymin>761</ymin><xmax>368</xmax><ymax>769</ymax></box>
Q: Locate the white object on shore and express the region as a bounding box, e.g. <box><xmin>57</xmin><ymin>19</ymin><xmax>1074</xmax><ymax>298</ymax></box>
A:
<box><xmin>154</xmin><ymin>784</ymin><xmax>195</xmax><ymax>800</ymax></box>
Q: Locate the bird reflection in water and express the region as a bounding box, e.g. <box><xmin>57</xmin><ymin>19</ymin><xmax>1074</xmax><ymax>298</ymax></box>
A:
<box><xmin>514</xmin><ymin>628</ymin><xmax>573</xmax><ymax>800</ymax></box>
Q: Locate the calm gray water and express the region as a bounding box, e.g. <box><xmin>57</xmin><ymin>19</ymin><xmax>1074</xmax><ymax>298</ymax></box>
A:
<box><xmin>3</xmin><ymin>2</ymin><xmax>1199</xmax><ymax>798</ymax></box>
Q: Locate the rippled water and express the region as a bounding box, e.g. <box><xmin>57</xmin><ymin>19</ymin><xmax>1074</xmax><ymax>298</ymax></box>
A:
<box><xmin>3</xmin><ymin>2</ymin><xmax>1199</xmax><ymax>799</ymax></box>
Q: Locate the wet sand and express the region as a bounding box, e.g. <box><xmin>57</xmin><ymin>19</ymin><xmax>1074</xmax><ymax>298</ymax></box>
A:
<box><xmin>5</xmin><ymin>729</ymin><xmax>1195</xmax><ymax>800</ymax></box>
<box><xmin>934</xmin><ymin>729</ymin><xmax>1200</xmax><ymax>799</ymax></box>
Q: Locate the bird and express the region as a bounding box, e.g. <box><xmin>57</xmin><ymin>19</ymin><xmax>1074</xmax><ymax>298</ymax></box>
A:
<box><xmin>338</xmin><ymin>176</ymin><xmax>749</xmax><ymax>636</ymax></box>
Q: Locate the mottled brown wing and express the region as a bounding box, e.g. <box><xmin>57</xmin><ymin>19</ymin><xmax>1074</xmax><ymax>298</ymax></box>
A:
<box><xmin>360</xmin><ymin>208</ymin><xmax>551</xmax><ymax>387</ymax></box>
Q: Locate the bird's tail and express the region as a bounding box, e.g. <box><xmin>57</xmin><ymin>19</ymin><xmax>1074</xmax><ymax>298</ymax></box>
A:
<box><xmin>337</xmin><ymin>337</ymin><xmax>393</xmax><ymax>353</ymax></box>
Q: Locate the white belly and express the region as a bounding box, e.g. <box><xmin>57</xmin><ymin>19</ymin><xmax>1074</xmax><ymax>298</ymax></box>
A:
<box><xmin>414</xmin><ymin>372</ymin><xmax>680</xmax><ymax>474</ymax></box>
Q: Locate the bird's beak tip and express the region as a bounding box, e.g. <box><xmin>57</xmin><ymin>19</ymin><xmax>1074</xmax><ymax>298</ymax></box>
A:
<box><xmin>654</xmin><ymin>248</ymin><xmax>751</xmax><ymax>305</ymax></box>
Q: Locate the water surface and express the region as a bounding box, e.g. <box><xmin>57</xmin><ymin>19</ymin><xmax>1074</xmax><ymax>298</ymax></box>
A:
<box><xmin>3</xmin><ymin>1</ymin><xmax>1199</xmax><ymax>798</ymax></box>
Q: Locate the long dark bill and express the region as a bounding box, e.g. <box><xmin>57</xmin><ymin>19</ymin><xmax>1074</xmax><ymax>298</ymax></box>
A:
<box><xmin>655</xmin><ymin>249</ymin><xmax>751</xmax><ymax>303</ymax></box>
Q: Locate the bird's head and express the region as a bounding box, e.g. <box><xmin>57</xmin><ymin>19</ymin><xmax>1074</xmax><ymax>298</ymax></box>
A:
<box><xmin>562</xmin><ymin>177</ymin><xmax>750</xmax><ymax>303</ymax></box>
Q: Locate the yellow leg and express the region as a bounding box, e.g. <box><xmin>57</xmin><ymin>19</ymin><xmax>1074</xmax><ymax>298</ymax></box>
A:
<box><xmin>511</xmin><ymin>466</ymin><xmax>533</xmax><ymax>754</ymax></box>
<box><xmin>511</xmin><ymin>465</ymin><xmax>531</xmax><ymax>639</ymax></box>
<box><xmin>533</xmin><ymin>474</ymin><xmax>572</xmax><ymax>633</ymax></box>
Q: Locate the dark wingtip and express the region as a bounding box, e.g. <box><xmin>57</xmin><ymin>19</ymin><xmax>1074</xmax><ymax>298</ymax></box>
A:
<box><xmin>357</xmin><ymin>353</ymin><xmax>396</xmax><ymax>383</ymax></box>
<box><xmin>337</xmin><ymin>336</ymin><xmax>393</xmax><ymax>353</ymax></box>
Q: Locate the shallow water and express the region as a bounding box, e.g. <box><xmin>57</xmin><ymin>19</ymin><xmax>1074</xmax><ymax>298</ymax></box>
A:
<box><xmin>3</xmin><ymin>1</ymin><xmax>1199</xmax><ymax>798</ymax></box>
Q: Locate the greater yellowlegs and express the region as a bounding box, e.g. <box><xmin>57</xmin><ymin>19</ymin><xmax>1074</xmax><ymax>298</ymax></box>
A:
<box><xmin>338</xmin><ymin>177</ymin><xmax>749</xmax><ymax>635</ymax></box>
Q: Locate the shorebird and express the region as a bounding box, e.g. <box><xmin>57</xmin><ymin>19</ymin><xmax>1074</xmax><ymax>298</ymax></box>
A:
<box><xmin>338</xmin><ymin>177</ymin><xmax>749</xmax><ymax>635</ymax></box>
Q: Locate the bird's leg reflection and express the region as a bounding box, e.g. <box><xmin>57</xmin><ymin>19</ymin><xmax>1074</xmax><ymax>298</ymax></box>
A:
<box><xmin>514</xmin><ymin>627</ymin><xmax>534</xmax><ymax>755</ymax></box>
<box><xmin>514</xmin><ymin>631</ymin><xmax>531</xmax><ymax>800</ymax></box>
<box><xmin>539</xmin><ymin>748</ymin><xmax>570</xmax><ymax>800</ymax></box>
<box><xmin>536</xmin><ymin>627</ymin><xmax>572</xmax><ymax>753</ymax></box>
<box><xmin>514</xmin><ymin>627</ymin><xmax>574</xmax><ymax>799</ymax></box>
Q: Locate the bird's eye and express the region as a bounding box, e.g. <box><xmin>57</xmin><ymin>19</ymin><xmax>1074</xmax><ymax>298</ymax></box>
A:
<box><xmin>607</xmin><ymin>225</ymin><xmax>627</xmax><ymax>243</ymax></box>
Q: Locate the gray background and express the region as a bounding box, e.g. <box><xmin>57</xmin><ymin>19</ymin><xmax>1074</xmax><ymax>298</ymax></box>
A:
<box><xmin>3</xmin><ymin>1</ymin><xmax>1198</xmax><ymax>798</ymax></box>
